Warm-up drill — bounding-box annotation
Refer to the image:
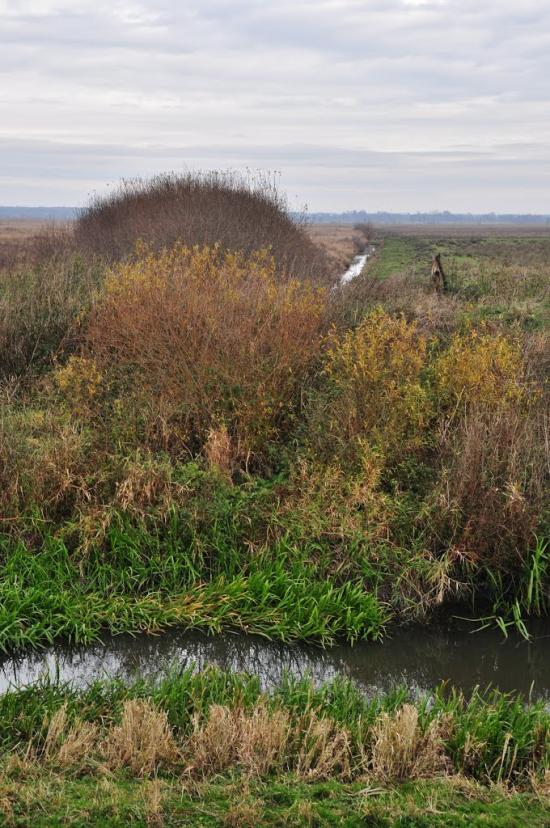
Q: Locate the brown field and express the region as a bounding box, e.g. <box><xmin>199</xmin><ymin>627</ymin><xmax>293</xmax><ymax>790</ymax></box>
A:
<box><xmin>0</xmin><ymin>218</ymin><xmax>51</xmax><ymax>241</ymax></box>
<box><xmin>304</xmin><ymin>222</ymin><xmax>368</xmax><ymax>271</ymax></box>
<box><xmin>0</xmin><ymin>219</ymin><xmax>68</xmax><ymax>269</ymax></box>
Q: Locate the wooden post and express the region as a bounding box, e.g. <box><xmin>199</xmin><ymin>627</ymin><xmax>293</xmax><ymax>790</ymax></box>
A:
<box><xmin>431</xmin><ymin>253</ymin><xmax>447</xmax><ymax>294</ymax></box>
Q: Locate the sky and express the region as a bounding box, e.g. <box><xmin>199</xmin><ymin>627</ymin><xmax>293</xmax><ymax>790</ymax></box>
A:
<box><xmin>1</xmin><ymin>0</ymin><xmax>549</xmax><ymax>212</ymax></box>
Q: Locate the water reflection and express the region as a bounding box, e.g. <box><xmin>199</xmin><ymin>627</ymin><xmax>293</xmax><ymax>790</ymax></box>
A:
<box><xmin>1</xmin><ymin>621</ymin><xmax>549</xmax><ymax>699</ymax></box>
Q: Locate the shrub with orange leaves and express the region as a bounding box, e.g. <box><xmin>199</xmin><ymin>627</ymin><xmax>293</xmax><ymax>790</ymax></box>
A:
<box><xmin>85</xmin><ymin>244</ymin><xmax>327</xmax><ymax>461</ymax></box>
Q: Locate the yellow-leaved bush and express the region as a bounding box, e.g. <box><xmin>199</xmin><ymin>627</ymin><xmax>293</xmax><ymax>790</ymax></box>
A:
<box><xmin>434</xmin><ymin>328</ymin><xmax>526</xmax><ymax>409</ymax></box>
<box><xmin>54</xmin><ymin>355</ymin><xmax>104</xmax><ymax>417</ymax></box>
<box><xmin>317</xmin><ymin>307</ymin><xmax>431</xmax><ymax>465</ymax></box>
<box><xmin>85</xmin><ymin>243</ymin><xmax>327</xmax><ymax>461</ymax></box>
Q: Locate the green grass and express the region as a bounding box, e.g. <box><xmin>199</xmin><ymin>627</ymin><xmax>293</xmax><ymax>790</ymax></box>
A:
<box><xmin>0</xmin><ymin>530</ymin><xmax>386</xmax><ymax>651</ymax></box>
<box><xmin>1</xmin><ymin>775</ymin><xmax>548</xmax><ymax>827</ymax></box>
<box><xmin>367</xmin><ymin>236</ymin><xmax>429</xmax><ymax>280</ymax></box>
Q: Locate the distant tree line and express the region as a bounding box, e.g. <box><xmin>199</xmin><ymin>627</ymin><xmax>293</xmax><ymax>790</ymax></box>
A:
<box><xmin>301</xmin><ymin>210</ymin><xmax>550</xmax><ymax>225</ymax></box>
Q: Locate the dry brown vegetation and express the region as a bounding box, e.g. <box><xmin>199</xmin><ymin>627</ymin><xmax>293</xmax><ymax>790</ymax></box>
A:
<box><xmin>75</xmin><ymin>172</ymin><xmax>333</xmax><ymax>282</ymax></box>
<box><xmin>305</xmin><ymin>222</ymin><xmax>370</xmax><ymax>272</ymax></box>
<box><xmin>1</xmin><ymin>700</ymin><xmax>473</xmax><ymax>785</ymax></box>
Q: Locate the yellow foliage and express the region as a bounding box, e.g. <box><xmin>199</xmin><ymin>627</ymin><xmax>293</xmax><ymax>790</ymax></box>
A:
<box><xmin>434</xmin><ymin>329</ymin><xmax>525</xmax><ymax>408</ymax></box>
<box><xmin>322</xmin><ymin>307</ymin><xmax>430</xmax><ymax>459</ymax></box>
<box><xmin>54</xmin><ymin>355</ymin><xmax>103</xmax><ymax>415</ymax></box>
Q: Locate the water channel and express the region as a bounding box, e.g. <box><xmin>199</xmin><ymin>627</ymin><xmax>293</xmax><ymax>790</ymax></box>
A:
<box><xmin>1</xmin><ymin>620</ymin><xmax>549</xmax><ymax>700</ymax></box>
<box><xmin>340</xmin><ymin>245</ymin><xmax>376</xmax><ymax>284</ymax></box>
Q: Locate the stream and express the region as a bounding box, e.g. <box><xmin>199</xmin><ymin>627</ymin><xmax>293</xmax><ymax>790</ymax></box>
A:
<box><xmin>341</xmin><ymin>245</ymin><xmax>375</xmax><ymax>284</ymax></box>
<box><xmin>1</xmin><ymin>620</ymin><xmax>549</xmax><ymax>700</ymax></box>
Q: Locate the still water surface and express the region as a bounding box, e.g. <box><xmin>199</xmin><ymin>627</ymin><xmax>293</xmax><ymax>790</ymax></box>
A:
<box><xmin>1</xmin><ymin>620</ymin><xmax>549</xmax><ymax>699</ymax></box>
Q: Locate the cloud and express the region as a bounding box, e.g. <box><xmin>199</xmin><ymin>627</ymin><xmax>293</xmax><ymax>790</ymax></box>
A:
<box><xmin>1</xmin><ymin>0</ymin><xmax>549</xmax><ymax>209</ymax></box>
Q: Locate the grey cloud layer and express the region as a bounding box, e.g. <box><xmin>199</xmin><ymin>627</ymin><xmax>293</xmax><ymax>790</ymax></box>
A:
<box><xmin>1</xmin><ymin>0</ymin><xmax>549</xmax><ymax>209</ymax></box>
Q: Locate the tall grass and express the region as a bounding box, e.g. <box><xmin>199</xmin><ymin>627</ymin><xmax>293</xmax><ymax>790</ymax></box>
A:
<box><xmin>0</xmin><ymin>250</ymin><xmax>102</xmax><ymax>379</ymax></box>
<box><xmin>0</xmin><ymin>671</ymin><xmax>547</xmax><ymax>786</ymax></box>
<box><xmin>0</xmin><ymin>532</ymin><xmax>386</xmax><ymax>651</ymax></box>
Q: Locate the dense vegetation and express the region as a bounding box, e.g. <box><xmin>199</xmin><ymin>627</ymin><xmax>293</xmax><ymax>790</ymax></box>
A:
<box><xmin>0</xmin><ymin>671</ymin><xmax>548</xmax><ymax>825</ymax></box>
<box><xmin>0</xmin><ymin>177</ymin><xmax>548</xmax><ymax>654</ymax></box>
<box><xmin>1</xmin><ymin>175</ymin><xmax>549</xmax><ymax>825</ymax></box>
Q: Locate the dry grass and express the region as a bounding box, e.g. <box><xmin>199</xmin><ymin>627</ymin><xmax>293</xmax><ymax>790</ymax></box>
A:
<box><xmin>368</xmin><ymin>705</ymin><xmax>450</xmax><ymax>783</ymax></box>
<box><xmin>102</xmin><ymin>700</ymin><xmax>180</xmax><ymax>776</ymax></box>
<box><xmin>294</xmin><ymin>712</ymin><xmax>352</xmax><ymax>781</ymax></box>
<box><xmin>187</xmin><ymin>704</ymin><xmax>290</xmax><ymax>778</ymax></box>
<box><xmin>185</xmin><ymin>704</ymin><xmax>352</xmax><ymax>781</ymax></box>
<box><xmin>204</xmin><ymin>424</ymin><xmax>237</xmax><ymax>480</ymax></box>
<box><xmin>40</xmin><ymin>705</ymin><xmax>99</xmax><ymax>769</ymax></box>
<box><xmin>141</xmin><ymin>778</ymin><xmax>166</xmax><ymax>827</ymax></box>
<box><xmin>0</xmin><ymin>242</ymin><xmax>101</xmax><ymax>379</ymax></box>
<box><xmin>305</xmin><ymin>222</ymin><xmax>370</xmax><ymax>273</ymax></box>
<box><xmin>433</xmin><ymin>401</ymin><xmax>548</xmax><ymax>567</ymax></box>
<box><xmin>222</xmin><ymin>798</ymin><xmax>263</xmax><ymax>827</ymax></box>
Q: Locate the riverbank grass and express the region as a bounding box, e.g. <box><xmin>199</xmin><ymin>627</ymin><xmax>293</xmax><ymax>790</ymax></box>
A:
<box><xmin>0</xmin><ymin>671</ymin><xmax>548</xmax><ymax>826</ymax></box>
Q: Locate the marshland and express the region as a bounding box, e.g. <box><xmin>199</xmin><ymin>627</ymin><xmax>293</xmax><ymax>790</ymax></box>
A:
<box><xmin>0</xmin><ymin>173</ymin><xmax>549</xmax><ymax>825</ymax></box>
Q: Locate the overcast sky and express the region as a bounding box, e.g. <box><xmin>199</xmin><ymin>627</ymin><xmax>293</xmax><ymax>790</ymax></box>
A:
<box><xmin>1</xmin><ymin>0</ymin><xmax>549</xmax><ymax>211</ymax></box>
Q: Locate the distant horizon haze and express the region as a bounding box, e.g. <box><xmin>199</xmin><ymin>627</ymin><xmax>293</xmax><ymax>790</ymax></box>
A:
<box><xmin>1</xmin><ymin>204</ymin><xmax>550</xmax><ymax>226</ymax></box>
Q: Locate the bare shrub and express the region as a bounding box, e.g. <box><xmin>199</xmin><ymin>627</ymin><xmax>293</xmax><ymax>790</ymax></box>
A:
<box><xmin>369</xmin><ymin>705</ymin><xmax>450</xmax><ymax>782</ymax></box>
<box><xmin>102</xmin><ymin>700</ymin><xmax>179</xmax><ymax>776</ymax></box>
<box><xmin>86</xmin><ymin>244</ymin><xmax>327</xmax><ymax>460</ymax></box>
<box><xmin>75</xmin><ymin>171</ymin><xmax>332</xmax><ymax>283</ymax></box>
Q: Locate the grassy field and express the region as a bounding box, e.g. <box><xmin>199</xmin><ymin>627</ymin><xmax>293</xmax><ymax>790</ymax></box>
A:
<box><xmin>3</xmin><ymin>773</ymin><xmax>549</xmax><ymax>826</ymax></box>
